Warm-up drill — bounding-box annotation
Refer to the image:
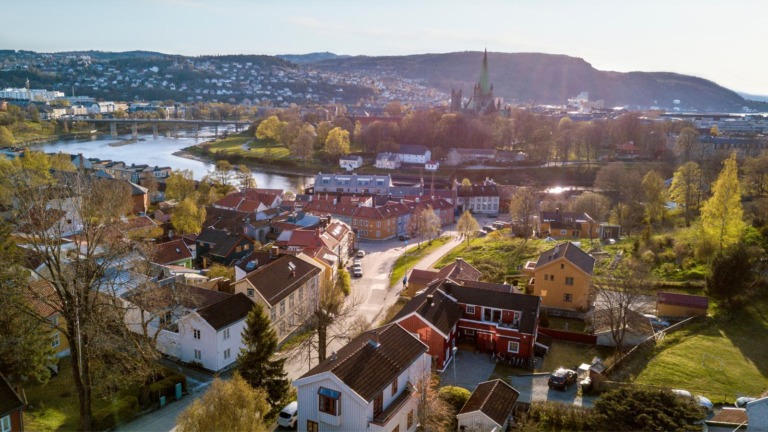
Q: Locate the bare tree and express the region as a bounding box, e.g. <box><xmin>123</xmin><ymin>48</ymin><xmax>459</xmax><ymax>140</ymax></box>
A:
<box><xmin>415</xmin><ymin>369</ymin><xmax>453</xmax><ymax>432</ymax></box>
<box><xmin>456</xmin><ymin>210</ymin><xmax>480</xmax><ymax>244</ymax></box>
<box><xmin>408</xmin><ymin>206</ymin><xmax>441</xmax><ymax>247</ymax></box>
<box><xmin>508</xmin><ymin>187</ymin><xmax>538</xmax><ymax>241</ymax></box>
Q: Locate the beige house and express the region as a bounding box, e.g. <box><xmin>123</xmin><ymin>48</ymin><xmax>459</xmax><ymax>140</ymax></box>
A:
<box><xmin>526</xmin><ymin>242</ymin><xmax>594</xmax><ymax>311</ymax></box>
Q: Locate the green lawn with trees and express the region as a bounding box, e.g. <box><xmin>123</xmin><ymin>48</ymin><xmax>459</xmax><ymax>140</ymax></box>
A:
<box><xmin>389</xmin><ymin>236</ymin><xmax>451</xmax><ymax>288</ymax></box>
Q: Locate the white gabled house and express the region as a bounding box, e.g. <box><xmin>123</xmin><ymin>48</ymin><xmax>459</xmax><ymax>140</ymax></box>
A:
<box><xmin>457</xmin><ymin>379</ymin><xmax>520</xmax><ymax>432</ymax></box>
<box><xmin>339</xmin><ymin>155</ymin><xmax>363</xmax><ymax>171</ymax></box>
<box><xmin>293</xmin><ymin>323</ymin><xmax>430</xmax><ymax>432</ymax></box>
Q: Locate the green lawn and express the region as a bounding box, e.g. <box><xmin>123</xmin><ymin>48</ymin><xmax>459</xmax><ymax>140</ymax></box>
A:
<box><xmin>435</xmin><ymin>233</ymin><xmax>549</xmax><ymax>283</ymax></box>
<box><xmin>389</xmin><ymin>236</ymin><xmax>452</xmax><ymax>288</ymax></box>
<box><xmin>545</xmin><ymin>317</ymin><xmax>587</xmax><ymax>333</ymax></box>
<box><xmin>626</xmin><ymin>302</ymin><xmax>768</xmax><ymax>404</ymax></box>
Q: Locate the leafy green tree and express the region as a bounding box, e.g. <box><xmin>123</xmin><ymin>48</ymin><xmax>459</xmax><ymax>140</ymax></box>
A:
<box><xmin>336</xmin><ymin>268</ymin><xmax>352</xmax><ymax>296</ymax></box>
<box><xmin>508</xmin><ymin>187</ymin><xmax>538</xmax><ymax>241</ymax></box>
<box><xmin>211</xmin><ymin>160</ymin><xmax>233</xmax><ymax>187</ymax></box>
<box><xmin>237</xmin><ymin>164</ymin><xmax>256</xmax><ymax>190</ymax></box>
<box><xmin>255</xmin><ymin>115</ymin><xmax>284</xmax><ymax>143</ymax></box>
<box><xmin>176</xmin><ymin>373</ymin><xmax>269</xmax><ymax>432</ymax></box>
<box><xmin>171</xmin><ymin>198</ymin><xmax>206</xmax><ymax>235</ymax></box>
<box><xmin>316</xmin><ymin>121</ymin><xmax>333</xmax><ymax>147</ymax></box>
<box><xmin>669</xmin><ymin>161</ymin><xmax>704</xmax><ymax>227</ymax></box>
<box><xmin>324</xmin><ymin>127</ymin><xmax>350</xmax><ymax>157</ymax></box>
<box><xmin>591</xmin><ymin>387</ymin><xmax>705</xmax><ymax>431</ymax></box>
<box><xmin>456</xmin><ymin>210</ymin><xmax>479</xmax><ymax>244</ymax></box>
<box><xmin>595</xmin><ymin>162</ymin><xmax>643</xmax><ymax>235</ymax></box>
<box><xmin>438</xmin><ymin>386</ymin><xmax>471</xmax><ymax>413</ymax></box>
<box><xmin>642</xmin><ymin>170</ymin><xmax>666</xmax><ymax>224</ymax></box>
<box><xmin>0</xmin><ymin>126</ymin><xmax>14</xmax><ymax>146</ymax></box>
<box><xmin>701</xmin><ymin>153</ymin><xmax>744</xmax><ymax>250</ymax></box>
<box><xmin>706</xmin><ymin>244</ymin><xmax>755</xmax><ymax>311</ymax></box>
<box><xmin>165</xmin><ymin>169</ymin><xmax>195</xmax><ymax>201</ymax></box>
<box><xmin>237</xmin><ymin>303</ymin><xmax>291</xmax><ymax>410</ymax></box>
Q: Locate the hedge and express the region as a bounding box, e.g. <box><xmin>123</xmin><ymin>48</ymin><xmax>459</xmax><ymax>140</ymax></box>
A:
<box><xmin>92</xmin><ymin>395</ymin><xmax>139</xmax><ymax>431</ymax></box>
<box><xmin>148</xmin><ymin>373</ymin><xmax>187</xmax><ymax>404</ymax></box>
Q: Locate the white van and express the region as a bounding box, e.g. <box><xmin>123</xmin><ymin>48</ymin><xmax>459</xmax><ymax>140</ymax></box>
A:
<box><xmin>277</xmin><ymin>401</ymin><xmax>298</xmax><ymax>428</ymax></box>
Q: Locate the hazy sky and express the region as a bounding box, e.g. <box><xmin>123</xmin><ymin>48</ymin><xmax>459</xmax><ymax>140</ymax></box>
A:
<box><xmin>3</xmin><ymin>0</ymin><xmax>767</xmax><ymax>95</ymax></box>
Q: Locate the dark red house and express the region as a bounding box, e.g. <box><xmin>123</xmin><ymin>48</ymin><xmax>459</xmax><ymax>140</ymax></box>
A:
<box><xmin>1</xmin><ymin>372</ymin><xmax>24</xmax><ymax>432</ymax></box>
<box><xmin>392</xmin><ymin>278</ymin><xmax>541</xmax><ymax>371</ymax></box>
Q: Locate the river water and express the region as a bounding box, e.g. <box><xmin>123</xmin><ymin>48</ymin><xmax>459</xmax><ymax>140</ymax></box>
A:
<box><xmin>31</xmin><ymin>128</ymin><xmax>313</xmax><ymax>192</ymax></box>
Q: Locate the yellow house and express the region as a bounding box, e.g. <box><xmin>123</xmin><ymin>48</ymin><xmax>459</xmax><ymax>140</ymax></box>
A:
<box><xmin>526</xmin><ymin>242</ymin><xmax>594</xmax><ymax>311</ymax></box>
<box><xmin>539</xmin><ymin>211</ymin><xmax>599</xmax><ymax>239</ymax></box>
<box><xmin>29</xmin><ymin>280</ymin><xmax>70</xmax><ymax>358</ymax></box>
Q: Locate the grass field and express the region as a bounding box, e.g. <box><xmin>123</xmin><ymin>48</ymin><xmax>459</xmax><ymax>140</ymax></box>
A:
<box><xmin>625</xmin><ymin>301</ymin><xmax>768</xmax><ymax>404</ymax></box>
<box><xmin>389</xmin><ymin>236</ymin><xmax>452</xmax><ymax>287</ymax></box>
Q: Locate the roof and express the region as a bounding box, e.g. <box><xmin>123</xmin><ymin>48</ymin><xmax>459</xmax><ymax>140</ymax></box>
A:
<box><xmin>540</xmin><ymin>211</ymin><xmax>595</xmax><ymax>224</ymax></box>
<box><xmin>397</xmin><ymin>144</ymin><xmax>429</xmax><ymax>156</ymax></box>
<box><xmin>0</xmin><ymin>372</ymin><xmax>24</xmax><ymax>416</ymax></box>
<box><xmin>243</xmin><ymin>255</ymin><xmax>322</xmax><ymax>306</ymax></box>
<box><xmin>299</xmin><ymin>323</ymin><xmax>427</xmax><ymax>402</ymax></box>
<box><xmin>707</xmin><ymin>408</ymin><xmax>748</xmax><ymax>426</ymax></box>
<box><xmin>534</xmin><ymin>242</ymin><xmax>595</xmax><ymax>276</ymax></box>
<box><xmin>27</xmin><ymin>279</ymin><xmax>60</xmax><ymax>318</ymax></box>
<box><xmin>457</xmin><ymin>184</ymin><xmax>499</xmax><ymax>198</ymax></box>
<box><xmin>408</xmin><ymin>258</ymin><xmax>481</xmax><ymax>287</ymax></box>
<box><xmin>197</xmin><ymin>228</ymin><xmax>251</xmax><ymax>258</ymax></box>
<box><xmin>123</xmin><ymin>216</ymin><xmax>157</xmax><ymax>231</ymax></box>
<box><xmin>392</xmin><ymin>289</ymin><xmax>464</xmax><ymax>336</ymax></box>
<box><xmin>459</xmin><ymin>379</ymin><xmax>519</xmax><ymax>427</ymax></box>
<box><xmin>125</xmin><ymin>282</ymin><xmax>232</xmax><ymax>313</ymax></box>
<box><xmin>153</xmin><ymin>239</ymin><xmax>193</xmax><ymax>265</ymax></box>
<box><xmin>196</xmin><ymin>293</ymin><xmax>253</xmax><ymax>331</ymax></box>
<box><xmin>657</xmin><ymin>291</ymin><xmax>709</xmax><ymax>309</ymax></box>
<box><xmin>451</xmin><ymin>148</ymin><xmax>497</xmax><ymax>156</ymax></box>
<box><xmin>591</xmin><ymin>308</ymin><xmax>654</xmax><ymax>336</ymax></box>
<box><xmin>313</xmin><ymin>173</ymin><xmax>392</xmax><ymax>190</ymax></box>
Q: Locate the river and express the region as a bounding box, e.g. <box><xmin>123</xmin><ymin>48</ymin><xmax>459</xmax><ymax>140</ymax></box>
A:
<box><xmin>30</xmin><ymin>128</ymin><xmax>313</xmax><ymax>192</ymax></box>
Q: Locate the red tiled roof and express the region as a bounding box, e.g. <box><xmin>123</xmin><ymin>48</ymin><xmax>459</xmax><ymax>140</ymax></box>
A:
<box><xmin>124</xmin><ymin>216</ymin><xmax>157</xmax><ymax>231</ymax></box>
<box><xmin>657</xmin><ymin>292</ymin><xmax>709</xmax><ymax>309</ymax></box>
<box><xmin>153</xmin><ymin>239</ymin><xmax>193</xmax><ymax>265</ymax></box>
<box><xmin>27</xmin><ymin>280</ymin><xmax>60</xmax><ymax>318</ymax></box>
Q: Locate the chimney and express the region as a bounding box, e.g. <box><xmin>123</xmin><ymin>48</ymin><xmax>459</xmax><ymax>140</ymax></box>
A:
<box><xmin>271</xmin><ymin>246</ymin><xmax>279</xmax><ymax>257</ymax></box>
<box><xmin>330</xmin><ymin>351</ymin><xmax>337</xmax><ymax>361</ymax></box>
<box><xmin>168</xmin><ymin>229</ymin><xmax>174</xmax><ymax>238</ymax></box>
<box><xmin>368</xmin><ymin>331</ymin><xmax>380</xmax><ymax>348</ymax></box>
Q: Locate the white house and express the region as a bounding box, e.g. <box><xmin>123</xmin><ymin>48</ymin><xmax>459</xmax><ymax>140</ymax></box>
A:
<box><xmin>339</xmin><ymin>155</ymin><xmax>363</xmax><ymax>171</ymax></box>
<box><xmin>456</xmin><ymin>181</ymin><xmax>500</xmax><ymax>214</ymax></box>
<box><xmin>591</xmin><ymin>308</ymin><xmax>654</xmax><ymax>348</ymax></box>
<box><xmin>457</xmin><ymin>379</ymin><xmax>519</xmax><ymax>432</ymax></box>
<box><xmin>396</xmin><ymin>144</ymin><xmax>431</xmax><ymax>165</ymax></box>
<box><xmin>293</xmin><ymin>323</ymin><xmax>430</xmax><ymax>432</ymax></box>
<box><xmin>747</xmin><ymin>396</ymin><xmax>768</xmax><ymax>431</ymax></box>
<box><xmin>425</xmin><ymin>160</ymin><xmax>439</xmax><ymax>171</ymax></box>
<box><xmin>375</xmin><ymin>152</ymin><xmax>401</xmax><ymax>170</ymax></box>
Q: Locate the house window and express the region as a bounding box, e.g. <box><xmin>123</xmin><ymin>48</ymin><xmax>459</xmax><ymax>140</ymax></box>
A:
<box><xmin>280</xmin><ymin>300</ymin><xmax>285</xmax><ymax>316</ymax></box>
<box><xmin>270</xmin><ymin>308</ymin><xmax>276</xmax><ymax>322</ymax></box>
<box><xmin>466</xmin><ymin>305</ymin><xmax>475</xmax><ymax>314</ymax></box>
<box><xmin>1</xmin><ymin>415</ymin><xmax>11</xmax><ymax>432</ymax></box>
<box><xmin>483</xmin><ymin>307</ymin><xmax>502</xmax><ymax>323</ymax></box>
<box><xmin>193</xmin><ymin>329</ymin><xmax>201</xmax><ymax>339</ymax></box>
<box><xmin>407</xmin><ymin>410</ymin><xmax>414</xmax><ymax>429</ymax></box>
<box><xmin>244</xmin><ymin>243</ymin><xmax>250</xmax><ymax>250</ymax></box>
<box><xmin>50</xmin><ymin>315</ymin><xmax>59</xmax><ymax>326</ymax></box>
<box><xmin>377</xmin><ymin>221</ymin><xmax>381</xmax><ymax>228</ymax></box>
<box><xmin>374</xmin><ymin>393</ymin><xmax>383</xmax><ymax>417</ymax></box>
<box><xmin>247</xmin><ymin>288</ymin><xmax>254</xmax><ymax>297</ymax></box>
<box><xmin>564</xmin><ymin>293</ymin><xmax>573</xmax><ymax>302</ymax></box>
<box><xmin>318</xmin><ymin>387</ymin><xmax>341</xmax><ymax>416</ymax></box>
<box><xmin>289</xmin><ymin>293</ymin><xmax>295</xmax><ymax>309</ymax></box>
<box><xmin>223</xmin><ymin>328</ymin><xmax>230</xmax><ymax>340</ymax></box>
<box><xmin>194</xmin><ymin>349</ymin><xmax>202</xmax><ymax>360</ymax></box>
<box><xmin>391</xmin><ymin>379</ymin><xmax>398</xmax><ymax>396</ymax></box>
<box><xmin>298</xmin><ymin>287</ymin><xmax>304</xmax><ymax>302</ymax></box>
<box><xmin>307</xmin><ymin>420</ymin><xmax>319</xmax><ymax>432</ymax></box>
<box><xmin>464</xmin><ymin>329</ymin><xmax>475</xmax><ymax>336</ymax></box>
<box><xmin>51</xmin><ymin>332</ymin><xmax>60</xmax><ymax>348</ymax></box>
<box><xmin>560</xmin><ymin>229</ymin><xmax>567</xmax><ymax>235</ymax></box>
<box><xmin>224</xmin><ymin>348</ymin><xmax>231</xmax><ymax>360</ymax></box>
<box><xmin>565</xmin><ymin>277</ymin><xmax>574</xmax><ymax>286</ymax></box>
<box><xmin>560</xmin><ymin>263</ymin><xmax>565</xmax><ymax>269</ymax></box>
<box><xmin>236</xmin><ymin>246</ymin><xmax>242</xmax><ymax>253</ymax></box>
<box><xmin>543</xmin><ymin>274</ymin><xmax>549</xmax><ymax>281</ymax></box>
<box><xmin>376</xmin><ymin>231</ymin><xmax>380</xmax><ymax>237</ymax></box>
<box><xmin>508</xmin><ymin>341</ymin><xmax>520</xmax><ymax>353</ymax></box>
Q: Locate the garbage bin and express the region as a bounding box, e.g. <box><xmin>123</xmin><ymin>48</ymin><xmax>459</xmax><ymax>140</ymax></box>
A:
<box><xmin>159</xmin><ymin>396</ymin><xmax>166</xmax><ymax>408</ymax></box>
<box><xmin>175</xmin><ymin>383</ymin><xmax>182</xmax><ymax>400</ymax></box>
<box><xmin>580</xmin><ymin>377</ymin><xmax>592</xmax><ymax>393</ymax></box>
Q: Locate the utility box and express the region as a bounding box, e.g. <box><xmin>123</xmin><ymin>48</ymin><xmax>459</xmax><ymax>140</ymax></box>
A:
<box><xmin>175</xmin><ymin>383</ymin><xmax>182</xmax><ymax>400</ymax></box>
<box><xmin>159</xmin><ymin>396</ymin><xmax>166</xmax><ymax>408</ymax></box>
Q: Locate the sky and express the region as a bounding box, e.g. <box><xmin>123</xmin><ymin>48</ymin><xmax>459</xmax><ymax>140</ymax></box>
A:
<box><xmin>2</xmin><ymin>0</ymin><xmax>767</xmax><ymax>95</ymax></box>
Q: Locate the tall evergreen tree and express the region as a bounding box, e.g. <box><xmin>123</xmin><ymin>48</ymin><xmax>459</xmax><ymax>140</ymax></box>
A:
<box><xmin>237</xmin><ymin>303</ymin><xmax>290</xmax><ymax>409</ymax></box>
<box><xmin>701</xmin><ymin>153</ymin><xmax>744</xmax><ymax>250</ymax></box>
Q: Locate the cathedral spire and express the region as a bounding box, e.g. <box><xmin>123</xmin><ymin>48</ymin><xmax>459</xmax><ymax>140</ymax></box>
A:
<box><xmin>479</xmin><ymin>49</ymin><xmax>491</xmax><ymax>95</ymax></box>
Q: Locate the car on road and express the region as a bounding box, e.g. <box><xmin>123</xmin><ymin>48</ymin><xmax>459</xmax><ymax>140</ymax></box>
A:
<box><xmin>482</xmin><ymin>225</ymin><xmax>497</xmax><ymax>233</ymax></box>
<box><xmin>277</xmin><ymin>401</ymin><xmax>298</xmax><ymax>428</ymax></box>
<box><xmin>548</xmin><ymin>368</ymin><xmax>577</xmax><ymax>390</ymax></box>
<box><xmin>353</xmin><ymin>258</ymin><xmax>362</xmax><ymax>266</ymax></box>
<box><xmin>399</xmin><ymin>234</ymin><xmax>411</xmax><ymax>241</ymax></box>
<box><xmin>352</xmin><ymin>265</ymin><xmax>363</xmax><ymax>277</ymax></box>
<box><xmin>356</xmin><ymin>250</ymin><xmax>366</xmax><ymax>258</ymax></box>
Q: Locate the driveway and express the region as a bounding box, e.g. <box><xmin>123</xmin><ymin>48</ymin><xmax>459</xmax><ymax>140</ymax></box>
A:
<box><xmin>439</xmin><ymin>349</ymin><xmax>496</xmax><ymax>392</ymax></box>
<box><xmin>510</xmin><ymin>374</ymin><xmax>598</xmax><ymax>407</ymax></box>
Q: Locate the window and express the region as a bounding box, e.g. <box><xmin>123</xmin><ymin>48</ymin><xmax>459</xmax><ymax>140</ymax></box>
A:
<box><xmin>318</xmin><ymin>387</ymin><xmax>341</xmax><ymax>416</ymax></box>
<box><xmin>50</xmin><ymin>315</ymin><xmax>59</xmax><ymax>326</ymax></box>
<box><xmin>483</xmin><ymin>307</ymin><xmax>502</xmax><ymax>323</ymax></box>
<box><xmin>280</xmin><ymin>300</ymin><xmax>285</xmax><ymax>316</ymax></box>
<box><xmin>565</xmin><ymin>277</ymin><xmax>574</xmax><ymax>286</ymax></box>
<box><xmin>564</xmin><ymin>293</ymin><xmax>573</xmax><ymax>302</ymax></box>
<box><xmin>543</xmin><ymin>274</ymin><xmax>549</xmax><ymax>281</ymax></box>
<box><xmin>508</xmin><ymin>341</ymin><xmax>519</xmax><ymax>353</ymax></box>
<box><xmin>236</xmin><ymin>246</ymin><xmax>242</xmax><ymax>253</ymax></box>
<box><xmin>466</xmin><ymin>305</ymin><xmax>475</xmax><ymax>314</ymax></box>
<box><xmin>407</xmin><ymin>410</ymin><xmax>414</xmax><ymax>429</ymax></box>
<box><xmin>464</xmin><ymin>329</ymin><xmax>475</xmax><ymax>336</ymax></box>
<box><xmin>194</xmin><ymin>349</ymin><xmax>201</xmax><ymax>360</ymax></box>
<box><xmin>270</xmin><ymin>308</ymin><xmax>276</xmax><ymax>322</ymax></box>
<box><xmin>247</xmin><ymin>287</ymin><xmax>254</xmax><ymax>297</ymax></box>
<box><xmin>244</xmin><ymin>243</ymin><xmax>249</xmax><ymax>250</ymax></box>
<box><xmin>223</xmin><ymin>328</ymin><xmax>230</xmax><ymax>340</ymax></box>
<box><xmin>560</xmin><ymin>263</ymin><xmax>565</xmax><ymax>269</ymax></box>
<box><xmin>376</xmin><ymin>231</ymin><xmax>380</xmax><ymax>237</ymax></box>
<box><xmin>391</xmin><ymin>379</ymin><xmax>398</xmax><ymax>396</ymax></box>
<box><xmin>224</xmin><ymin>348</ymin><xmax>231</xmax><ymax>360</ymax></box>
<box><xmin>51</xmin><ymin>332</ymin><xmax>60</xmax><ymax>348</ymax></box>
<box><xmin>560</xmin><ymin>229</ymin><xmax>568</xmax><ymax>235</ymax></box>
<box><xmin>307</xmin><ymin>420</ymin><xmax>319</xmax><ymax>432</ymax></box>
<box><xmin>1</xmin><ymin>415</ymin><xmax>10</xmax><ymax>432</ymax></box>
<box><xmin>193</xmin><ymin>329</ymin><xmax>201</xmax><ymax>339</ymax></box>
<box><xmin>298</xmin><ymin>287</ymin><xmax>304</xmax><ymax>302</ymax></box>
<box><xmin>374</xmin><ymin>393</ymin><xmax>383</xmax><ymax>416</ymax></box>
<box><xmin>377</xmin><ymin>221</ymin><xmax>381</xmax><ymax>228</ymax></box>
<box><xmin>289</xmin><ymin>293</ymin><xmax>295</xmax><ymax>309</ymax></box>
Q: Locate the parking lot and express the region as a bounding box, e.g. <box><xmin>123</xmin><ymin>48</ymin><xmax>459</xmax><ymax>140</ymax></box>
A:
<box><xmin>510</xmin><ymin>374</ymin><xmax>598</xmax><ymax>407</ymax></box>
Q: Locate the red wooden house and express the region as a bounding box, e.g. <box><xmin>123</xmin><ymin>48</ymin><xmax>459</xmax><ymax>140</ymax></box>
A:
<box><xmin>392</xmin><ymin>278</ymin><xmax>541</xmax><ymax>371</ymax></box>
<box><xmin>1</xmin><ymin>372</ymin><xmax>24</xmax><ymax>432</ymax></box>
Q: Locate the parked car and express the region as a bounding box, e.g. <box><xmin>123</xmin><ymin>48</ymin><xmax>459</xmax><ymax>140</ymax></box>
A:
<box><xmin>356</xmin><ymin>250</ymin><xmax>366</xmax><ymax>258</ymax></box>
<box><xmin>475</xmin><ymin>230</ymin><xmax>487</xmax><ymax>238</ymax></box>
<box><xmin>399</xmin><ymin>234</ymin><xmax>411</xmax><ymax>241</ymax></box>
<box><xmin>736</xmin><ymin>397</ymin><xmax>757</xmax><ymax>408</ymax></box>
<box><xmin>643</xmin><ymin>314</ymin><xmax>670</xmax><ymax>329</ymax></box>
<box><xmin>482</xmin><ymin>225</ymin><xmax>496</xmax><ymax>233</ymax></box>
<box><xmin>353</xmin><ymin>258</ymin><xmax>362</xmax><ymax>266</ymax></box>
<box><xmin>277</xmin><ymin>401</ymin><xmax>298</xmax><ymax>428</ymax></box>
<box><xmin>672</xmin><ymin>389</ymin><xmax>713</xmax><ymax>412</ymax></box>
<box><xmin>548</xmin><ymin>368</ymin><xmax>577</xmax><ymax>390</ymax></box>
<box><xmin>353</xmin><ymin>266</ymin><xmax>363</xmax><ymax>278</ymax></box>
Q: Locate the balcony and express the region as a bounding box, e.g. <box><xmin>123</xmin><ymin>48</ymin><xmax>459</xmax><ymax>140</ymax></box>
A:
<box><xmin>370</xmin><ymin>388</ymin><xmax>412</xmax><ymax>428</ymax></box>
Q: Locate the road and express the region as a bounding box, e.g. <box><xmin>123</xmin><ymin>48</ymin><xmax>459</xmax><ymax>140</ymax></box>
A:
<box><xmin>118</xmin><ymin>229</ymin><xmax>461</xmax><ymax>432</ymax></box>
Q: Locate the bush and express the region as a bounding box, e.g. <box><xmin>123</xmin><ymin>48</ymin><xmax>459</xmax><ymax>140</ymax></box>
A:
<box><xmin>336</xmin><ymin>269</ymin><xmax>352</xmax><ymax>296</ymax></box>
<box><xmin>659</xmin><ymin>262</ymin><xmax>677</xmax><ymax>275</ymax></box>
<box><xmin>439</xmin><ymin>386</ymin><xmax>471</xmax><ymax>413</ymax></box>
<box><xmin>641</xmin><ymin>249</ymin><xmax>657</xmax><ymax>265</ymax></box>
<box><xmin>92</xmin><ymin>395</ymin><xmax>140</xmax><ymax>430</ymax></box>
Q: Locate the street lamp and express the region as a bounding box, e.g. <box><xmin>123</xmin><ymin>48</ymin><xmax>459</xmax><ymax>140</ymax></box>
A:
<box><xmin>452</xmin><ymin>346</ymin><xmax>458</xmax><ymax>382</ymax></box>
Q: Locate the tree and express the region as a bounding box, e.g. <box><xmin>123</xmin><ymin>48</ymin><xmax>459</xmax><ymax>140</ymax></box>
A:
<box><xmin>743</xmin><ymin>152</ymin><xmax>768</xmax><ymax>197</ymax></box>
<box><xmin>236</xmin><ymin>164</ymin><xmax>256</xmax><ymax>190</ymax></box>
<box><xmin>207</xmin><ymin>263</ymin><xmax>234</xmax><ymax>281</ymax></box>
<box><xmin>415</xmin><ymin>372</ymin><xmax>453</xmax><ymax>432</ymax></box>
<box><xmin>255</xmin><ymin>115</ymin><xmax>284</xmax><ymax>143</ymax></box>
<box><xmin>324</xmin><ymin>127</ymin><xmax>350</xmax><ymax>157</ymax></box>
<box><xmin>0</xmin><ymin>172</ymin><xmax>154</xmax><ymax>430</ymax></box>
<box><xmin>456</xmin><ymin>210</ymin><xmax>479</xmax><ymax>244</ymax></box>
<box><xmin>316</xmin><ymin>121</ymin><xmax>333</xmax><ymax>147</ymax></box>
<box><xmin>211</xmin><ymin>160</ymin><xmax>233</xmax><ymax>187</ymax></box>
<box><xmin>566</xmin><ymin>192</ymin><xmax>612</xmax><ymax>222</ymax></box>
<box><xmin>668</xmin><ymin>162</ymin><xmax>704</xmax><ymax>227</ymax></box>
<box><xmin>591</xmin><ymin>260</ymin><xmax>655</xmax><ymax>350</ymax></box>
<box><xmin>172</xmin><ymin>198</ymin><xmax>206</xmax><ymax>235</ymax></box>
<box><xmin>408</xmin><ymin>206</ymin><xmax>441</xmax><ymax>247</ymax></box>
<box><xmin>176</xmin><ymin>373</ymin><xmax>269</xmax><ymax>432</ymax></box>
<box><xmin>701</xmin><ymin>153</ymin><xmax>744</xmax><ymax>250</ymax></box>
<box><xmin>461</xmin><ymin>178</ymin><xmax>472</xmax><ymax>187</ymax></box>
<box><xmin>595</xmin><ymin>162</ymin><xmax>644</xmax><ymax>235</ymax></box>
<box><xmin>591</xmin><ymin>387</ymin><xmax>705</xmax><ymax>431</ymax></box>
<box><xmin>641</xmin><ymin>170</ymin><xmax>666</xmax><ymax>225</ymax></box>
<box><xmin>508</xmin><ymin>187</ymin><xmax>538</xmax><ymax>241</ymax></box>
<box><xmin>384</xmin><ymin>101</ymin><xmax>405</xmax><ymax>117</ymax></box>
<box><xmin>675</xmin><ymin>127</ymin><xmax>699</xmax><ymax>162</ymax></box>
<box><xmin>238</xmin><ymin>303</ymin><xmax>291</xmax><ymax>410</ymax></box>
<box><xmin>165</xmin><ymin>169</ymin><xmax>195</xmax><ymax>202</ymax></box>
<box><xmin>706</xmin><ymin>244</ymin><xmax>755</xmax><ymax>311</ymax></box>
<box><xmin>0</xmin><ymin>126</ymin><xmax>15</xmax><ymax>146</ymax></box>
<box><xmin>288</xmin><ymin>123</ymin><xmax>315</xmax><ymax>159</ymax></box>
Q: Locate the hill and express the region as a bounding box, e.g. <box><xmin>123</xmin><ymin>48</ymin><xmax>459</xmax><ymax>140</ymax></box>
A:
<box><xmin>277</xmin><ymin>52</ymin><xmax>350</xmax><ymax>64</ymax></box>
<box><xmin>312</xmin><ymin>51</ymin><xmax>748</xmax><ymax>111</ymax></box>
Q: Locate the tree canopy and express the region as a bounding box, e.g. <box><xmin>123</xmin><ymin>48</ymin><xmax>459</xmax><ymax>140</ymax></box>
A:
<box><xmin>324</xmin><ymin>127</ymin><xmax>350</xmax><ymax>157</ymax></box>
<box><xmin>701</xmin><ymin>153</ymin><xmax>744</xmax><ymax>250</ymax></box>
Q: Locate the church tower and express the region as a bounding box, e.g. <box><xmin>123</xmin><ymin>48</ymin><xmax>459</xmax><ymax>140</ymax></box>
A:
<box><xmin>472</xmin><ymin>49</ymin><xmax>496</xmax><ymax>114</ymax></box>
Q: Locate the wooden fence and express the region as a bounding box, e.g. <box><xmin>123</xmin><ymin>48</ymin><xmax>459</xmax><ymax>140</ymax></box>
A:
<box><xmin>538</xmin><ymin>327</ymin><xmax>597</xmax><ymax>345</ymax></box>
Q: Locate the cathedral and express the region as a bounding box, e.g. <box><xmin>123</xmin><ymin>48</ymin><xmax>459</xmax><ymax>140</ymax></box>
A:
<box><xmin>451</xmin><ymin>49</ymin><xmax>499</xmax><ymax>114</ymax></box>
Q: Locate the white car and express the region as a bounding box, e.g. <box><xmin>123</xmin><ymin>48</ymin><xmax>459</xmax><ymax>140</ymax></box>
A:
<box><xmin>353</xmin><ymin>265</ymin><xmax>363</xmax><ymax>277</ymax></box>
<box><xmin>277</xmin><ymin>401</ymin><xmax>298</xmax><ymax>428</ymax></box>
<box><xmin>672</xmin><ymin>389</ymin><xmax>713</xmax><ymax>412</ymax></box>
<box><xmin>356</xmin><ymin>250</ymin><xmax>366</xmax><ymax>258</ymax></box>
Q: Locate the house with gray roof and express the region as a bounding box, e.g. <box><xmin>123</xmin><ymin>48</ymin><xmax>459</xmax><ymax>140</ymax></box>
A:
<box><xmin>313</xmin><ymin>172</ymin><xmax>392</xmax><ymax>195</ymax></box>
<box><xmin>396</xmin><ymin>144</ymin><xmax>431</xmax><ymax>165</ymax></box>
<box><xmin>526</xmin><ymin>242</ymin><xmax>595</xmax><ymax>311</ymax></box>
<box><xmin>457</xmin><ymin>379</ymin><xmax>520</xmax><ymax>431</ymax></box>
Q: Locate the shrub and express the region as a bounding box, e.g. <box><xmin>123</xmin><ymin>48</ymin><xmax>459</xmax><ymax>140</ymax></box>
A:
<box><xmin>438</xmin><ymin>386</ymin><xmax>471</xmax><ymax>413</ymax></box>
<box><xmin>92</xmin><ymin>395</ymin><xmax>140</xmax><ymax>430</ymax></box>
<box><xmin>659</xmin><ymin>262</ymin><xmax>677</xmax><ymax>275</ymax></box>
<box><xmin>641</xmin><ymin>249</ymin><xmax>657</xmax><ymax>265</ymax></box>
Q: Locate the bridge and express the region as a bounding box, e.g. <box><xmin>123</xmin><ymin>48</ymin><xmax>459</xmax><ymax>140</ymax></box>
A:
<box><xmin>86</xmin><ymin>118</ymin><xmax>252</xmax><ymax>139</ymax></box>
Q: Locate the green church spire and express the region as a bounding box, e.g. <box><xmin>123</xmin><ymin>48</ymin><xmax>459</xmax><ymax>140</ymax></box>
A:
<box><xmin>479</xmin><ymin>49</ymin><xmax>491</xmax><ymax>95</ymax></box>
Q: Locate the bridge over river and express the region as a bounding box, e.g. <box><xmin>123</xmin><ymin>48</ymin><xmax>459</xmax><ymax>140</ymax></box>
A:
<box><xmin>86</xmin><ymin>118</ymin><xmax>251</xmax><ymax>139</ymax></box>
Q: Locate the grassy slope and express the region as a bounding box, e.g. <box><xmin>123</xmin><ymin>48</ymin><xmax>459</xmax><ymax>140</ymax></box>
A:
<box><xmin>389</xmin><ymin>236</ymin><xmax>451</xmax><ymax>287</ymax></box>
